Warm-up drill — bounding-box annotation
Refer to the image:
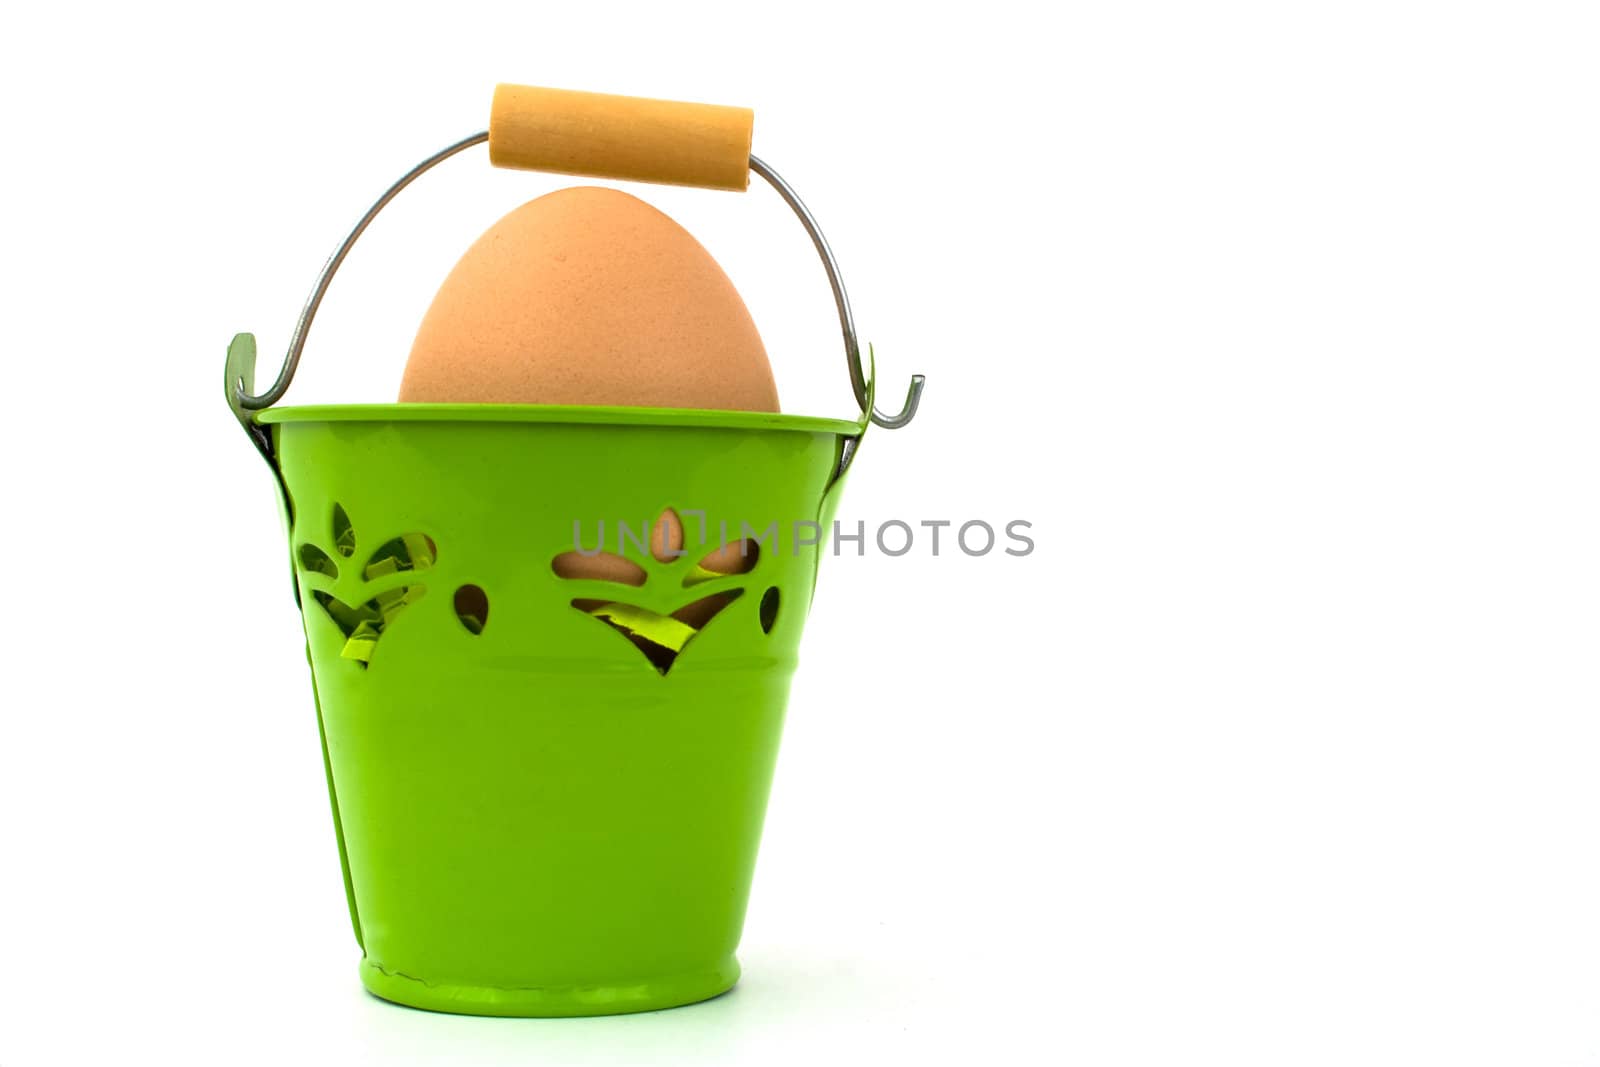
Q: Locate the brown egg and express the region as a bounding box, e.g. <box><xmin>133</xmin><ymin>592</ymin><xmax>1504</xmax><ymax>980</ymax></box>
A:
<box><xmin>400</xmin><ymin>186</ymin><xmax>779</xmax><ymax>411</ymax></box>
<box><xmin>650</xmin><ymin>508</ymin><xmax>684</xmax><ymax>563</ymax></box>
<box><xmin>551</xmin><ymin>550</ymin><xmax>645</xmax><ymax>586</ymax></box>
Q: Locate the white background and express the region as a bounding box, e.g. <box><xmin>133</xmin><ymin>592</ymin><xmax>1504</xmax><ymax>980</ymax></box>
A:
<box><xmin>2</xmin><ymin>2</ymin><xmax>1598</xmax><ymax>1064</ymax></box>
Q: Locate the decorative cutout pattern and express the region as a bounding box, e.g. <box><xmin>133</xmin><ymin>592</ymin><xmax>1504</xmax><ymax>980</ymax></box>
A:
<box><xmin>759</xmin><ymin>586</ymin><xmax>780</xmax><ymax>634</ymax></box>
<box><xmin>299</xmin><ymin>543</ymin><xmax>339</xmax><ymax>578</ymax></box>
<box><xmin>651</xmin><ymin>508</ymin><xmax>685</xmax><ymax>563</ymax></box>
<box><xmin>554</xmin><ymin>508</ymin><xmax>773</xmax><ymax>674</ymax></box>
<box><xmin>571</xmin><ymin>591</ymin><xmax>743</xmax><ymax>675</ymax></box>
<box><xmin>364</xmin><ymin>534</ymin><xmax>437</xmax><ymax>579</ymax></box>
<box><xmin>332</xmin><ymin>504</ymin><xmax>356</xmax><ymax>558</ymax></box>
<box><xmin>296</xmin><ymin>504</ymin><xmax>434</xmax><ymax>668</ymax></box>
<box><xmin>551</xmin><ymin>550</ymin><xmax>647</xmax><ymax>586</ymax></box>
<box><xmin>292</xmin><ymin>503</ymin><xmax>786</xmax><ymax>673</ymax></box>
<box><xmin>683</xmin><ymin>539</ymin><xmax>760</xmax><ymax>587</ymax></box>
<box><xmin>314</xmin><ymin>586</ymin><xmax>428</xmax><ymax>666</ymax></box>
<box><xmin>454</xmin><ymin>584</ymin><xmax>489</xmax><ymax>635</ymax></box>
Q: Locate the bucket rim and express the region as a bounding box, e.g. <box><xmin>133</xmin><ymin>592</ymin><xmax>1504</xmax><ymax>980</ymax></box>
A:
<box><xmin>257</xmin><ymin>402</ymin><xmax>865</xmax><ymax>436</ymax></box>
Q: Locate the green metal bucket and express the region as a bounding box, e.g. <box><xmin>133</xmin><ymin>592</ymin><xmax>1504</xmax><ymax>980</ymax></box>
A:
<box><xmin>251</xmin><ymin>401</ymin><xmax>861</xmax><ymax>1015</ymax></box>
<box><xmin>224</xmin><ymin>102</ymin><xmax>923</xmax><ymax>1016</ymax></box>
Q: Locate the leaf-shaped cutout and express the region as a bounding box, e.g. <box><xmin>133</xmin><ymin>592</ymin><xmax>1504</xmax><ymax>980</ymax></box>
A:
<box><xmin>759</xmin><ymin>586</ymin><xmax>780</xmax><ymax>634</ymax></box>
<box><xmin>332</xmin><ymin>504</ymin><xmax>356</xmax><ymax>558</ymax></box>
<box><xmin>683</xmin><ymin>539</ymin><xmax>761</xmax><ymax>587</ymax></box>
<box><xmin>312</xmin><ymin>585</ymin><xmax>426</xmax><ymax>668</ymax></box>
<box><xmin>672</xmin><ymin>589</ymin><xmax>742</xmax><ymax>629</ymax></box>
<box><xmin>552</xmin><ymin>550</ymin><xmax>647</xmax><ymax>586</ymax></box>
<box><xmin>454</xmin><ymin>584</ymin><xmax>489</xmax><ymax>634</ymax></box>
<box><xmin>364</xmin><ymin>533</ymin><xmax>436</xmax><ymax>580</ymax></box>
<box><xmin>298</xmin><ymin>543</ymin><xmax>339</xmax><ymax>579</ymax></box>
<box><xmin>572</xmin><ymin>590</ymin><xmax>743</xmax><ymax>675</ymax></box>
<box><xmin>651</xmin><ymin>508</ymin><xmax>684</xmax><ymax>562</ymax></box>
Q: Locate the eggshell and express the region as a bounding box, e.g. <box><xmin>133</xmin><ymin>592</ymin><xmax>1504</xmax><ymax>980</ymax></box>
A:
<box><xmin>400</xmin><ymin>186</ymin><xmax>779</xmax><ymax>412</ymax></box>
<box><xmin>698</xmin><ymin>539</ymin><xmax>758</xmax><ymax>575</ymax></box>
<box><xmin>650</xmin><ymin>508</ymin><xmax>684</xmax><ymax>563</ymax></box>
<box><xmin>551</xmin><ymin>551</ymin><xmax>646</xmax><ymax>586</ymax></box>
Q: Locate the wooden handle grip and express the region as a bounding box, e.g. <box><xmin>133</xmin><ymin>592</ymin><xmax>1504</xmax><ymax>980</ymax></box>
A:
<box><xmin>488</xmin><ymin>84</ymin><xmax>753</xmax><ymax>192</ymax></box>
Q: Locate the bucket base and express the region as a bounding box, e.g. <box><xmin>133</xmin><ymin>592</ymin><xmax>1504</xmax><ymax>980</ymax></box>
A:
<box><xmin>358</xmin><ymin>956</ymin><xmax>741</xmax><ymax>1018</ymax></box>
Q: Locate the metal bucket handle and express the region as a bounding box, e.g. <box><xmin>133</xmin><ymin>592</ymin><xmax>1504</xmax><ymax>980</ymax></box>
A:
<box><xmin>225</xmin><ymin>83</ymin><xmax>924</xmax><ymax>437</ymax></box>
